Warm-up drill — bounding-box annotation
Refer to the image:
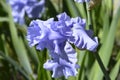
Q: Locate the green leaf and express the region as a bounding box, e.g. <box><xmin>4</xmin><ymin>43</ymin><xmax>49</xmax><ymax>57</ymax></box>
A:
<box><xmin>3</xmin><ymin>2</ymin><xmax>34</xmax><ymax>78</ymax></box>
<box><xmin>0</xmin><ymin>51</ymin><xmax>30</xmax><ymax>80</ymax></box>
<box><xmin>75</xmin><ymin>3</ymin><xmax>86</xmax><ymax>18</ymax></box>
<box><xmin>0</xmin><ymin>17</ymin><xmax>8</xmax><ymax>22</ymax></box>
<box><xmin>63</xmin><ymin>0</ymin><xmax>80</xmax><ymax>17</ymax></box>
<box><xmin>23</xmin><ymin>39</ymin><xmax>39</xmax><ymax>66</ymax></box>
<box><xmin>110</xmin><ymin>51</ymin><xmax>120</xmax><ymax>80</ymax></box>
<box><xmin>89</xmin><ymin>6</ymin><xmax>120</xmax><ymax>80</ymax></box>
<box><xmin>77</xmin><ymin>51</ymin><xmax>87</xmax><ymax>80</ymax></box>
<box><xmin>101</xmin><ymin>11</ymin><xmax>110</xmax><ymax>43</ymax></box>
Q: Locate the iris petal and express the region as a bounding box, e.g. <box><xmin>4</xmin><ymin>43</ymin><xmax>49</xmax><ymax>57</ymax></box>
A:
<box><xmin>7</xmin><ymin>0</ymin><xmax>45</xmax><ymax>25</ymax></box>
<box><xmin>72</xmin><ymin>23</ymin><xmax>98</xmax><ymax>51</ymax></box>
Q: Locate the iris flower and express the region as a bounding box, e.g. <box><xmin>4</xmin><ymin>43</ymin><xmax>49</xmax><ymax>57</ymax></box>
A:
<box><xmin>26</xmin><ymin>12</ymin><xmax>98</xmax><ymax>78</ymax></box>
<box><xmin>7</xmin><ymin>0</ymin><xmax>45</xmax><ymax>25</ymax></box>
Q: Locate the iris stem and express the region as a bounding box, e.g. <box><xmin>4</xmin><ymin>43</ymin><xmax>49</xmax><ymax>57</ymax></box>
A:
<box><xmin>86</xmin><ymin>2</ymin><xmax>93</xmax><ymax>30</ymax></box>
<box><xmin>86</xmin><ymin>2</ymin><xmax>111</xmax><ymax>80</ymax></box>
<box><xmin>93</xmin><ymin>52</ymin><xmax>111</xmax><ymax>80</ymax></box>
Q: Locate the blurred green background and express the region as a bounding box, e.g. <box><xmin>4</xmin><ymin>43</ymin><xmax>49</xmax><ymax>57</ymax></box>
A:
<box><xmin>0</xmin><ymin>0</ymin><xmax>120</xmax><ymax>80</ymax></box>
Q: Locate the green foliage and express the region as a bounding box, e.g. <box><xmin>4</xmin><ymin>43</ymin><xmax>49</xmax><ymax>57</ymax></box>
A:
<box><xmin>0</xmin><ymin>0</ymin><xmax>120</xmax><ymax>80</ymax></box>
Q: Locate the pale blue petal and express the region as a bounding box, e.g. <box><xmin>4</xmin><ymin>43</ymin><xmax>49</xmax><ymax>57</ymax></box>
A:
<box><xmin>72</xmin><ymin>23</ymin><xmax>98</xmax><ymax>51</ymax></box>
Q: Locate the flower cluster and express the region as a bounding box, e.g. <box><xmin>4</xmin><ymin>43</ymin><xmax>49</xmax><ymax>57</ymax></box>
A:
<box><xmin>74</xmin><ymin>0</ymin><xmax>90</xmax><ymax>3</ymax></box>
<box><xmin>26</xmin><ymin>12</ymin><xmax>98</xmax><ymax>78</ymax></box>
<box><xmin>7</xmin><ymin>0</ymin><xmax>45</xmax><ymax>25</ymax></box>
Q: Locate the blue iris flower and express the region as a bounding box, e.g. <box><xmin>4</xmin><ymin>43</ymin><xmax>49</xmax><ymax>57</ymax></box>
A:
<box><xmin>7</xmin><ymin>0</ymin><xmax>45</xmax><ymax>25</ymax></box>
<box><xmin>26</xmin><ymin>12</ymin><xmax>98</xmax><ymax>78</ymax></box>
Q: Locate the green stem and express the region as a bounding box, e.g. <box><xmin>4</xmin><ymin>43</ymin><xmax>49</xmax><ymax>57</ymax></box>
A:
<box><xmin>86</xmin><ymin>2</ymin><xmax>92</xmax><ymax>30</ymax></box>
<box><xmin>86</xmin><ymin>2</ymin><xmax>111</xmax><ymax>80</ymax></box>
<box><xmin>93</xmin><ymin>52</ymin><xmax>111</xmax><ymax>80</ymax></box>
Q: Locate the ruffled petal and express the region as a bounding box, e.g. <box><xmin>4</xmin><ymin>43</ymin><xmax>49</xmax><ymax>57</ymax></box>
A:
<box><xmin>44</xmin><ymin>58</ymin><xmax>78</xmax><ymax>79</ymax></box>
<box><xmin>43</xmin><ymin>60</ymin><xmax>58</xmax><ymax>70</ymax></box>
<box><xmin>7</xmin><ymin>0</ymin><xmax>45</xmax><ymax>25</ymax></box>
<box><xmin>26</xmin><ymin>20</ymin><xmax>49</xmax><ymax>48</ymax></box>
<box><xmin>71</xmin><ymin>23</ymin><xmax>98</xmax><ymax>51</ymax></box>
<box><xmin>57</xmin><ymin>12</ymin><xmax>71</xmax><ymax>21</ymax></box>
<box><xmin>25</xmin><ymin>0</ymin><xmax>45</xmax><ymax>18</ymax></box>
<box><xmin>64</xmin><ymin>42</ymin><xmax>78</xmax><ymax>64</ymax></box>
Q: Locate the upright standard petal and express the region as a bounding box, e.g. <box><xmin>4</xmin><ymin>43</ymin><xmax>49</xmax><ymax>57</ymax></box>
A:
<box><xmin>26</xmin><ymin>20</ymin><xmax>49</xmax><ymax>48</ymax></box>
<box><xmin>26</xmin><ymin>17</ymin><xmax>71</xmax><ymax>51</ymax></box>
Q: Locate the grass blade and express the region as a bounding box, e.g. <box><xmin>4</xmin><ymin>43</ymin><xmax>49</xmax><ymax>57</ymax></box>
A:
<box><xmin>3</xmin><ymin>2</ymin><xmax>34</xmax><ymax>78</ymax></box>
<box><xmin>110</xmin><ymin>51</ymin><xmax>120</xmax><ymax>80</ymax></box>
<box><xmin>0</xmin><ymin>51</ymin><xmax>30</xmax><ymax>80</ymax></box>
<box><xmin>89</xmin><ymin>6</ymin><xmax>120</xmax><ymax>80</ymax></box>
<box><xmin>63</xmin><ymin>0</ymin><xmax>80</xmax><ymax>17</ymax></box>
